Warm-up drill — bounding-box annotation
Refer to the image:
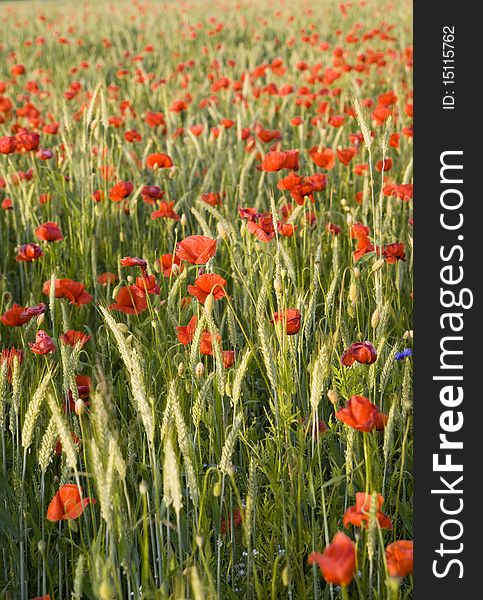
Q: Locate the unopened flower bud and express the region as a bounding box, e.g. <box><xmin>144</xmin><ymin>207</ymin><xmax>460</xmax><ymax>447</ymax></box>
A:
<box><xmin>346</xmin><ymin>214</ymin><xmax>353</xmax><ymax>226</ymax></box>
<box><xmin>340</xmin><ymin>198</ymin><xmax>347</xmax><ymax>207</ymax></box>
<box><xmin>217</xmin><ymin>221</ymin><xmax>227</xmax><ymax>240</ymax></box>
<box><xmin>36</xmin><ymin>313</ymin><xmax>45</xmax><ymax>327</ymax></box>
<box><xmin>353</xmin><ymin>267</ymin><xmax>361</xmax><ymax>278</ymax></box>
<box><xmin>371</xmin><ymin>308</ymin><xmax>380</xmax><ymax>329</ymax></box>
<box><xmin>75</xmin><ymin>399</ymin><xmax>85</xmax><ymax>416</ymax></box>
<box><xmin>349</xmin><ymin>281</ymin><xmax>358</xmax><ymax>303</ymax></box>
<box><xmin>403</xmin><ymin>329</ymin><xmax>413</xmax><ymax>340</ymax></box>
<box><xmin>213</xmin><ymin>481</ymin><xmax>222</xmax><ymax>497</ymax></box>
<box><xmin>98</xmin><ymin>580</ymin><xmax>115</xmax><ymax>600</ymax></box>
<box><xmin>195</xmin><ymin>362</ymin><xmax>205</xmax><ymax>378</ymax></box>
<box><xmin>327</xmin><ymin>389</ymin><xmax>339</xmax><ymax>407</ymax></box>
<box><xmin>204</xmin><ymin>293</ymin><xmax>214</xmax><ymax>317</ymax></box>
<box><xmin>371</xmin><ymin>258</ymin><xmax>385</xmax><ymax>273</ymax></box>
<box><xmin>139</xmin><ymin>480</ymin><xmax>148</xmax><ymax>495</ymax></box>
<box><xmin>178</xmin><ymin>362</ymin><xmax>185</xmax><ymax>376</ymax></box>
<box><xmin>180</xmin><ymin>214</ymin><xmax>187</xmax><ymax>227</ymax></box>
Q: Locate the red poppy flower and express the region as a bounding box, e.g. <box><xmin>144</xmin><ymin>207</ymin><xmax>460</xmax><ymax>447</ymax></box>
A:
<box><xmin>221</xmin><ymin>507</ymin><xmax>243</xmax><ymax>534</ymax></box>
<box><xmin>326</xmin><ymin>223</ymin><xmax>341</xmax><ymax>235</ymax></box>
<box><xmin>336</xmin><ymin>395</ymin><xmax>378</xmax><ymax>432</ymax></box>
<box><xmin>386</xmin><ymin>541</ymin><xmax>414</xmax><ymax>578</ymax></box>
<box><xmin>309</xmin><ymin>147</ymin><xmax>336</xmax><ymax>169</ymax></box>
<box><xmin>341</xmin><ymin>341</ymin><xmax>377</xmax><ymax>366</ymax></box>
<box><xmin>92</xmin><ymin>189</ymin><xmax>105</xmax><ymax>202</ymax></box>
<box><xmin>308</xmin><ymin>532</ymin><xmax>356</xmax><ymax>586</ymax></box>
<box><xmin>146</xmin><ymin>153</ymin><xmax>173</xmax><ymax>169</ymax></box>
<box><xmin>29</xmin><ymin>330</ymin><xmax>56</xmax><ymax>355</ymax></box>
<box><xmin>2</xmin><ymin>198</ymin><xmax>13</xmax><ymax>210</ymax></box>
<box><xmin>277</xmin><ymin>221</ymin><xmax>296</xmax><ymax>237</ymax></box>
<box><xmin>177</xmin><ymin>315</ymin><xmax>198</xmax><ymax>345</ymax></box>
<box><xmin>135</xmin><ymin>274</ymin><xmax>160</xmax><ymax>295</ymax></box>
<box><xmin>175</xmin><ymin>235</ymin><xmax>217</xmax><ymax>264</ymax></box>
<box><xmin>141</xmin><ymin>185</ymin><xmax>165</xmax><ymax>205</ymax></box>
<box><xmin>247</xmin><ymin>215</ymin><xmax>276</xmax><ymax>242</ymax></box>
<box><xmin>16</xmin><ymin>243</ymin><xmax>43</xmax><ymax>262</ymax></box>
<box><xmin>151</xmin><ymin>200</ymin><xmax>180</xmax><ymax>221</ymax></box>
<box><xmin>109</xmin><ymin>285</ymin><xmax>148</xmax><ymax>314</ymax></box>
<box><xmin>159</xmin><ymin>254</ymin><xmax>184</xmax><ymax>277</ymax></box>
<box><xmin>1</xmin><ymin>303</ymin><xmax>46</xmax><ymax>327</ymax></box>
<box><xmin>383</xmin><ymin>183</ymin><xmax>413</xmax><ymax>202</ymax></box>
<box><xmin>0</xmin><ymin>136</ymin><xmax>17</xmax><ymax>154</ymax></box>
<box><xmin>199</xmin><ymin>330</ymin><xmax>221</xmax><ymax>355</ymax></box>
<box><xmin>42</xmin><ymin>279</ymin><xmax>93</xmax><ymax>306</ymax></box>
<box><xmin>343</xmin><ymin>493</ymin><xmax>392</xmax><ymax>529</ymax></box>
<box><xmin>35</xmin><ymin>222</ymin><xmax>64</xmax><ymax>242</ymax></box>
<box><xmin>0</xmin><ymin>347</ymin><xmax>24</xmax><ymax>382</ymax></box>
<box><xmin>261</xmin><ymin>150</ymin><xmax>299</xmax><ymax>172</ymax></box>
<box><xmin>375</xmin><ymin>411</ymin><xmax>388</xmax><ymax>430</ymax></box>
<box><xmin>188</xmin><ymin>273</ymin><xmax>227</xmax><ymax>304</ymax></box>
<box><xmin>97</xmin><ymin>272</ymin><xmax>118</xmax><ymax>285</ymax></box>
<box><xmin>201</xmin><ymin>192</ymin><xmax>224</xmax><ymax>207</ymax></box>
<box><xmin>109</xmin><ymin>180</ymin><xmax>133</xmax><ymax>202</ymax></box>
<box><xmin>60</xmin><ymin>330</ymin><xmax>91</xmax><ymax>347</ymax></box>
<box><xmin>46</xmin><ymin>484</ymin><xmax>95</xmax><ymax>522</ymax></box>
<box><xmin>120</xmin><ymin>256</ymin><xmax>147</xmax><ymax>271</ymax></box>
<box><xmin>336</xmin><ymin>147</ymin><xmax>357</xmax><ymax>166</ymax></box>
<box><xmin>222</xmin><ymin>350</ymin><xmax>235</xmax><ymax>368</ymax></box>
<box><xmin>383</xmin><ymin>243</ymin><xmax>405</xmax><ymax>263</ymax></box>
<box><xmin>272</xmin><ymin>309</ymin><xmax>301</xmax><ymax>335</ymax></box>
<box><xmin>376</xmin><ymin>158</ymin><xmax>392</xmax><ymax>172</ymax></box>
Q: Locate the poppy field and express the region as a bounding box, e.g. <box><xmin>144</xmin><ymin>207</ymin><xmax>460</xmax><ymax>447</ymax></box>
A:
<box><xmin>0</xmin><ymin>0</ymin><xmax>413</xmax><ymax>598</ymax></box>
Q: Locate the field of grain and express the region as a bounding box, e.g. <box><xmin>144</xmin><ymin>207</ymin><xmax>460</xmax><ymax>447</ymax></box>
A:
<box><xmin>0</xmin><ymin>1</ymin><xmax>413</xmax><ymax>598</ymax></box>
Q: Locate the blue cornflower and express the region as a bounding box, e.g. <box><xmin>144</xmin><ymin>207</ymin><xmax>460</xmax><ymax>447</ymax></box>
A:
<box><xmin>395</xmin><ymin>348</ymin><xmax>413</xmax><ymax>361</ymax></box>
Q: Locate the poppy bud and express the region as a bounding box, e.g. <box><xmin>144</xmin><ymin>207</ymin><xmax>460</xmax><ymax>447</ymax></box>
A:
<box><xmin>38</xmin><ymin>540</ymin><xmax>46</xmax><ymax>553</ymax></box>
<box><xmin>75</xmin><ymin>399</ymin><xmax>85</xmax><ymax>416</ymax></box>
<box><xmin>346</xmin><ymin>214</ymin><xmax>353</xmax><ymax>226</ymax></box>
<box><xmin>225</xmin><ymin>382</ymin><xmax>232</xmax><ymax>397</ymax></box>
<box><xmin>139</xmin><ymin>480</ymin><xmax>148</xmax><ymax>495</ymax></box>
<box><xmin>127</xmin><ymin>275</ymin><xmax>134</xmax><ymax>283</ymax></box>
<box><xmin>213</xmin><ymin>481</ymin><xmax>222</xmax><ymax>497</ymax></box>
<box><xmin>195</xmin><ymin>362</ymin><xmax>204</xmax><ymax>378</ymax></box>
<box><xmin>36</xmin><ymin>313</ymin><xmax>45</xmax><ymax>327</ymax></box>
<box><xmin>371</xmin><ymin>308</ymin><xmax>380</xmax><ymax>329</ymax></box>
<box><xmin>120</xmin><ymin>231</ymin><xmax>124</xmax><ymax>242</ymax></box>
<box><xmin>204</xmin><ymin>293</ymin><xmax>214</xmax><ymax>316</ymax></box>
<box><xmin>217</xmin><ymin>221</ymin><xmax>227</xmax><ymax>240</ymax></box>
<box><xmin>98</xmin><ymin>580</ymin><xmax>114</xmax><ymax>600</ymax></box>
<box><xmin>371</xmin><ymin>258</ymin><xmax>385</xmax><ymax>272</ymax></box>
<box><xmin>196</xmin><ymin>534</ymin><xmax>204</xmax><ymax>548</ymax></box>
<box><xmin>349</xmin><ymin>282</ymin><xmax>358</xmax><ymax>303</ymax></box>
<box><xmin>341</xmin><ymin>198</ymin><xmax>347</xmax><ymax>207</ymax></box>
<box><xmin>178</xmin><ymin>362</ymin><xmax>185</xmax><ymax>377</ymax></box>
<box><xmin>282</xmin><ymin>566</ymin><xmax>289</xmax><ymax>587</ymax></box>
<box><xmin>180</xmin><ymin>214</ymin><xmax>187</xmax><ymax>227</ymax></box>
<box><xmin>353</xmin><ymin>267</ymin><xmax>360</xmax><ymax>278</ymax></box>
<box><xmin>403</xmin><ymin>329</ymin><xmax>413</xmax><ymax>340</ymax></box>
<box><xmin>327</xmin><ymin>389</ymin><xmax>339</xmax><ymax>407</ymax></box>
